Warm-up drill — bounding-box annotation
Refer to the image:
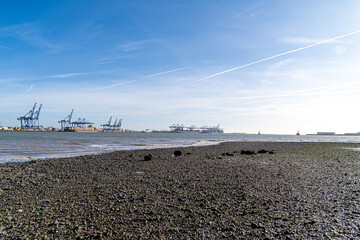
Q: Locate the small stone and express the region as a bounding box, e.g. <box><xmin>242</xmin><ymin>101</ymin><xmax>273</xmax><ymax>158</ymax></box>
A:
<box><xmin>2</xmin><ymin>185</ymin><xmax>12</xmax><ymax>191</ymax></box>
<box><xmin>241</xmin><ymin>150</ymin><xmax>256</xmax><ymax>155</ymax></box>
<box><xmin>174</xmin><ymin>150</ymin><xmax>182</xmax><ymax>156</ymax></box>
<box><xmin>144</xmin><ymin>155</ymin><xmax>152</xmax><ymax>161</ymax></box>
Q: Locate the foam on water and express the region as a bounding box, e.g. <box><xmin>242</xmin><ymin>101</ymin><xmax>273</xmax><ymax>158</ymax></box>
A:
<box><xmin>191</xmin><ymin>140</ymin><xmax>225</xmax><ymax>146</ymax></box>
<box><xmin>87</xmin><ymin>144</ymin><xmax>109</xmax><ymax>149</ymax></box>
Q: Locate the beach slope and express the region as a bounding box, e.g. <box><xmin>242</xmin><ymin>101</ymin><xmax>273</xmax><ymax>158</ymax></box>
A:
<box><xmin>0</xmin><ymin>142</ymin><xmax>359</xmax><ymax>239</ymax></box>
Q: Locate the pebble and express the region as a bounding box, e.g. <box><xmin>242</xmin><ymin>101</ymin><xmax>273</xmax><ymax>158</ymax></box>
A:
<box><xmin>0</xmin><ymin>142</ymin><xmax>357</xmax><ymax>239</ymax></box>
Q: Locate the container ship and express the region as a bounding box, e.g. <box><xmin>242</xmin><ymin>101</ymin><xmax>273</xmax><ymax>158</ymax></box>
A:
<box><xmin>170</xmin><ymin>124</ymin><xmax>200</xmax><ymax>133</ymax></box>
<box><xmin>63</xmin><ymin>126</ymin><xmax>99</xmax><ymax>132</ymax></box>
<box><xmin>200</xmin><ymin>124</ymin><xmax>224</xmax><ymax>133</ymax></box>
<box><xmin>169</xmin><ymin>124</ymin><xmax>223</xmax><ymax>133</ymax></box>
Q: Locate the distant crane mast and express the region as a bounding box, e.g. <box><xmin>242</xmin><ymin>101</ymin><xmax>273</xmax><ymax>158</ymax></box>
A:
<box><xmin>33</xmin><ymin>104</ymin><xmax>42</xmax><ymax>129</ymax></box>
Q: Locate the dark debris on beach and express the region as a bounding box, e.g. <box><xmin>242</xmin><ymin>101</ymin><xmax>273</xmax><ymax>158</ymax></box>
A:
<box><xmin>0</xmin><ymin>142</ymin><xmax>360</xmax><ymax>239</ymax></box>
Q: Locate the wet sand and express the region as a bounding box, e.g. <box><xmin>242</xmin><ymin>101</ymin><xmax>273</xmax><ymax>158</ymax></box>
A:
<box><xmin>0</xmin><ymin>141</ymin><xmax>360</xmax><ymax>239</ymax></box>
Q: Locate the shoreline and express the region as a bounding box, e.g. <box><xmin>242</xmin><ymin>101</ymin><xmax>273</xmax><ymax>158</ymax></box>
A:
<box><xmin>3</xmin><ymin>132</ymin><xmax>360</xmax><ymax>163</ymax></box>
<box><xmin>0</xmin><ymin>140</ymin><xmax>228</xmax><ymax>164</ymax></box>
<box><xmin>0</xmin><ymin>141</ymin><xmax>359</xmax><ymax>238</ymax></box>
<box><xmin>0</xmin><ymin>140</ymin><xmax>225</xmax><ymax>164</ymax></box>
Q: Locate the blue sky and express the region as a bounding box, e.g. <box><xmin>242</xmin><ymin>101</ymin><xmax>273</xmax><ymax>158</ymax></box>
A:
<box><xmin>1</xmin><ymin>1</ymin><xmax>360</xmax><ymax>134</ymax></box>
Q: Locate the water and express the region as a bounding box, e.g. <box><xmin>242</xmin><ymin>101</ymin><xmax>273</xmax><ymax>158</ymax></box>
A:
<box><xmin>1</xmin><ymin>132</ymin><xmax>360</xmax><ymax>162</ymax></box>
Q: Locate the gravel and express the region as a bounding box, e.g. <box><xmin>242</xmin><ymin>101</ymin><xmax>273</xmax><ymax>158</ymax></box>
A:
<box><xmin>0</xmin><ymin>141</ymin><xmax>360</xmax><ymax>239</ymax></box>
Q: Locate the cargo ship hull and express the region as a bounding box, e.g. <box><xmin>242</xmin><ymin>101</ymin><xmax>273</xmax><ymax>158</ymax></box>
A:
<box><xmin>172</xmin><ymin>130</ymin><xmax>200</xmax><ymax>133</ymax></box>
<box><xmin>62</xmin><ymin>127</ymin><xmax>99</xmax><ymax>132</ymax></box>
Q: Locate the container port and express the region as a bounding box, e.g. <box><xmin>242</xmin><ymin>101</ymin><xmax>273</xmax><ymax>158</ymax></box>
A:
<box><xmin>4</xmin><ymin>103</ymin><xmax>224</xmax><ymax>133</ymax></box>
<box><xmin>58</xmin><ymin>109</ymin><xmax>99</xmax><ymax>132</ymax></box>
<box><xmin>101</xmin><ymin>117</ymin><xmax>123</xmax><ymax>132</ymax></box>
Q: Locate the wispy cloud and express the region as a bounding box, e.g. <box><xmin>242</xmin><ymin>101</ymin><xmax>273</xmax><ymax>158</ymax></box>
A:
<box><xmin>218</xmin><ymin>1</ymin><xmax>265</xmax><ymax>30</ymax></box>
<box><xmin>220</xmin><ymin>84</ymin><xmax>354</xmax><ymax>103</ymax></box>
<box><xmin>0</xmin><ymin>77</ymin><xmax>30</xmax><ymax>83</ymax></box>
<box><xmin>0</xmin><ymin>44</ymin><xmax>14</xmax><ymax>50</ymax></box>
<box><xmin>281</xmin><ymin>37</ymin><xmax>349</xmax><ymax>45</ymax></box>
<box><xmin>24</xmin><ymin>84</ymin><xmax>34</xmax><ymax>93</ymax></box>
<box><xmin>144</xmin><ymin>67</ymin><xmax>189</xmax><ymax>78</ymax></box>
<box><xmin>281</xmin><ymin>37</ymin><xmax>326</xmax><ymax>45</ymax></box>
<box><xmin>89</xmin><ymin>80</ymin><xmax>135</xmax><ymax>91</ymax></box>
<box><xmin>116</xmin><ymin>39</ymin><xmax>160</xmax><ymax>52</ymax></box>
<box><xmin>94</xmin><ymin>55</ymin><xmax>131</xmax><ymax>65</ymax></box>
<box><xmin>179</xmin><ymin>30</ymin><xmax>360</xmax><ymax>87</ymax></box>
<box><xmin>199</xmin><ymin>59</ymin><xmax>215</xmax><ymax>64</ymax></box>
<box><xmin>0</xmin><ymin>22</ymin><xmax>64</xmax><ymax>52</ymax></box>
<box><xmin>232</xmin><ymin>0</ymin><xmax>265</xmax><ymax>18</ymax></box>
<box><xmin>47</xmin><ymin>72</ymin><xmax>90</xmax><ymax>78</ymax></box>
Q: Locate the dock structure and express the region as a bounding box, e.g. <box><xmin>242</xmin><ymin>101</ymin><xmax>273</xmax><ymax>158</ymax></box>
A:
<box><xmin>101</xmin><ymin>117</ymin><xmax>122</xmax><ymax>131</ymax></box>
<box><xmin>17</xmin><ymin>103</ymin><xmax>42</xmax><ymax>130</ymax></box>
<box><xmin>58</xmin><ymin>110</ymin><xmax>94</xmax><ymax>130</ymax></box>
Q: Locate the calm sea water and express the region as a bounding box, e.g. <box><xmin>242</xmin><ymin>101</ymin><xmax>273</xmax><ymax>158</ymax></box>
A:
<box><xmin>1</xmin><ymin>132</ymin><xmax>360</xmax><ymax>162</ymax></box>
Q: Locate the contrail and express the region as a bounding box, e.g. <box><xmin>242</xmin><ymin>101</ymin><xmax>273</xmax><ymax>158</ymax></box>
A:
<box><xmin>144</xmin><ymin>67</ymin><xmax>189</xmax><ymax>78</ymax></box>
<box><xmin>24</xmin><ymin>84</ymin><xmax>33</xmax><ymax>93</ymax></box>
<box><xmin>184</xmin><ymin>30</ymin><xmax>360</xmax><ymax>86</ymax></box>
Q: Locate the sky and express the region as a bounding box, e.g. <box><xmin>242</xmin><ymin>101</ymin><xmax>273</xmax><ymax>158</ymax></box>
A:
<box><xmin>1</xmin><ymin>0</ymin><xmax>360</xmax><ymax>134</ymax></box>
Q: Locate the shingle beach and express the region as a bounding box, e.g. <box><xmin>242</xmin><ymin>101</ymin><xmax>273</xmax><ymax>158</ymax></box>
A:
<box><xmin>1</xmin><ymin>142</ymin><xmax>360</xmax><ymax>239</ymax></box>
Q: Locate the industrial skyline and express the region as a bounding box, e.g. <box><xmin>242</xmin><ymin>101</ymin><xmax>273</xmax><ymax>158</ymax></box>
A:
<box><xmin>1</xmin><ymin>1</ymin><xmax>360</xmax><ymax>133</ymax></box>
<box><xmin>10</xmin><ymin>102</ymin><xmax>224</xmax><ymax>133</ymax></box>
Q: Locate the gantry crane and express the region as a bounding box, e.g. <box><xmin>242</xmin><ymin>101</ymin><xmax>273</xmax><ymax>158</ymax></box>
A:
<box><xmin>17</xmin><ymin>103</ymin><xmax>42</xmax><ymax>130</ymax></box>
